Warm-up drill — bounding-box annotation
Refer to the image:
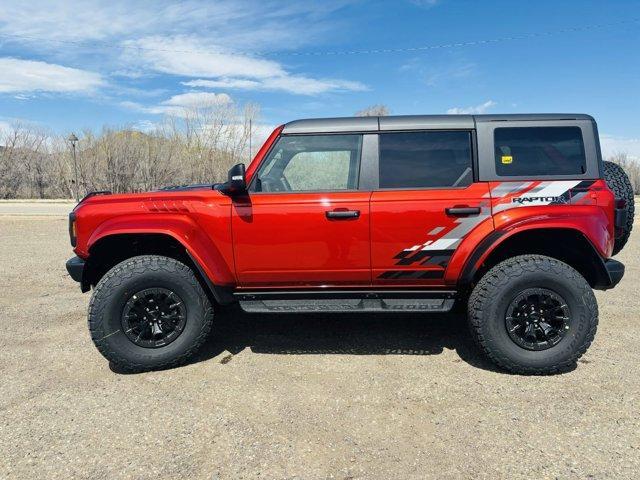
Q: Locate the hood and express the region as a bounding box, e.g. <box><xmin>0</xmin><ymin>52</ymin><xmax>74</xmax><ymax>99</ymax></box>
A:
<box><xmin>74</xmin><ymin>184</ymin><xmax>221</xmax><ymax>208</ymax></box>
<box><xmin>156</xmin><ymin>183</ymin><xmax>216</xmax><ymax>191</ymax></box>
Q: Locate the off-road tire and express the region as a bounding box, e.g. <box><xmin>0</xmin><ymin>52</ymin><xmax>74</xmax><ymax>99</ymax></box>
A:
<box><xmin>603</xmin><ymin>160</ymin><xmax>634</xmax><ymax>255</ymax></box>
<box><xmin>468</xmin><ymin>255</ymin><xmax>598</xmax><ymax>375</ymax></box>
<box><xmin>88</xmin><ymin>255</ymin><xmax>213</xmax><ymax>372</ymax></box>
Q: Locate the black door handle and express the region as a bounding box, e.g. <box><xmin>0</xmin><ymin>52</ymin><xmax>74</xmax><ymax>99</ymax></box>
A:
<box><xmin>326</xmin><ymin>210</ymin><xmax>360</xmax><ymax>219</ymax></box>
<box><xmin>445</xmin><ymin>206</ymin><xmax>481</xmax><ymax>216</ymax></box>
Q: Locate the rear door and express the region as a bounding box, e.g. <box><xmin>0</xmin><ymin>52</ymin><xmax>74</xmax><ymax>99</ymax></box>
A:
<box><xmin>370</xmin><ymin>130</ymin><xmax>491</xmax><ymax>286</ymax></box>
<box><xmin>232</xmin><ymin>133</ymin><xmax>373</xmax><ymax>287</ymax></box>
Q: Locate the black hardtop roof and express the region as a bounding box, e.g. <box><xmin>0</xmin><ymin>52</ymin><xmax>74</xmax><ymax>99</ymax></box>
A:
<box><xmin>282</xmin><ymin>114</ymin><xmax>595</xmax><ymax>134</ymax></box>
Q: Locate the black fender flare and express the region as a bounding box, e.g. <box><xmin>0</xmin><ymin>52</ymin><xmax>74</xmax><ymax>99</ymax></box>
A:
<box><xmin>185</xmin><ymin>250</ymin><xmax>236</xmax><ymax>305</ymax></box>
<box><xmin>458</xmin><ymin>229</ymin><xmax>615</xmax><ymax>290</ymax></box>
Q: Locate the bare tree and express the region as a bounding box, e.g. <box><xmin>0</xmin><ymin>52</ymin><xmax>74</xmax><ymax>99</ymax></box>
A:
<box><xmin>0</xmin><ymin>124</ymin><xmax>60</xmax><ymax>198</ymax></box>
<box><xmin>355</xmin><ymin>104</ymin><xmax>390</xmax><ymax>117</ymax></box>
<box><xmin>0</xmin><ymin>100</ymin><xmax>261</xmax><ymax>198</ymax></box>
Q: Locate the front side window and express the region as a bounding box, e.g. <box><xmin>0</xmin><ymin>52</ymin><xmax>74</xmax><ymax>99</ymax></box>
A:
<box><xmin>378</xmin><ymin>131</ymin><xmax>473</xmax><ymax>189</ymax></box>
<box><xmin>252</xmin><ymin>134</ymin><xmax>362</xmax><ymax>192</ymax></box>
<box><xmin>494</xmin><ymin>127</ymin><xmax>586</xmax><ymax>177</ymax></box>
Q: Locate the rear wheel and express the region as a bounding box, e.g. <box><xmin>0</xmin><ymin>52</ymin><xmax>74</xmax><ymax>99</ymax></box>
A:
<box><xmin>603</xmin><ymin>160</ymin><xmax>635</xmax><ymax>255</ymax></box>
<box><xmin>468</xmin><ymin>255</ymin><xmax>598</xmax><ymax>374</ymax></box>
<box><xmin>88</xmin><ymin>255</ymin><xmax>213</xmax><ymax>372</ymax></box>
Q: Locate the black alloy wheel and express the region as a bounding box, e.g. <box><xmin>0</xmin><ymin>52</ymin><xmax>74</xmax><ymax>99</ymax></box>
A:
<box><xmin>505</xmin><ymin>288</ymin><xmax>570</xmax><ymax>351</ymax></box>
<box><xmin>121</xmin><ymin>287</ymin><xmax>187</xmax><ymax>348</ymax></box>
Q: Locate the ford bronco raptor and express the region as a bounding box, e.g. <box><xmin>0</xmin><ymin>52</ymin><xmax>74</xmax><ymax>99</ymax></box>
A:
<box><xmin>66</xmin><ymin>114</ymin><xmax>633</xmax><ymax>374</ymax></box>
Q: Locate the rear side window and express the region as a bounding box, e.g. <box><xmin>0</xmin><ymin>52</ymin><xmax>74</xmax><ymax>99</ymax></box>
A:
<box><xmin>494</xmin><ymin>127</ymin><xmax>586</xmax><ymax>177</ymax></box>
<box><xmin>378</xmin><ymin>131</ymin><xmax>473</xmax><ymax>189</ymax></box>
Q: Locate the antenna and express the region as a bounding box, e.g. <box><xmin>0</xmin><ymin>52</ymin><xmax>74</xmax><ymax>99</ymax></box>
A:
<box><xmin>249</xmin><ymin>118</ymin><xmax>252</xmax><ymax>162</ymax></box>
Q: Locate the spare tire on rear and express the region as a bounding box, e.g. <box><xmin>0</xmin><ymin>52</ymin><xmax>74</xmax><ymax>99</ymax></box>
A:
<box><xmin>603</xmin><ymin>160</ymin><xmax>635</xmax><ymax>255</ymax></box>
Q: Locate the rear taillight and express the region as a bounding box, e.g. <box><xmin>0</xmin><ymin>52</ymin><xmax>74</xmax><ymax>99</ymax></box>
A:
<box><xmin>614</xmin><ymin>198</ymin><xmax>628</xmax><ymax>238</ymax></box>
<box><xmin>69</xmin><ymin>212</ymin><xmax>77</xmax><ymax>247</ymax></box>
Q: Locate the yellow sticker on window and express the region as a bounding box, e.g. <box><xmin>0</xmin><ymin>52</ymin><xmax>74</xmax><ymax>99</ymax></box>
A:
<box><xmin>501</xmin><ymin>155</ymin><xmax>513</xmax><ymax>164</ymax></box>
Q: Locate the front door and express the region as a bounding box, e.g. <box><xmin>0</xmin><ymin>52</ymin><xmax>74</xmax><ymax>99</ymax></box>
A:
<box><xmin>232</xmin><ymin>133</ymin><xmax>371</xmax><ymax>287</ymax></box>
<box><xmin>370</xmin><ymin>130</ymin><xmax>490</xmax><ymax>286</ymax></box>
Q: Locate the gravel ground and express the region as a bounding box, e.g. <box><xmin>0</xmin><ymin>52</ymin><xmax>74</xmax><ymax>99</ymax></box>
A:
<box><xmin>0</xmin><ymin>206</ymin><xmax>639</xmax><ymax>479</ymax></box>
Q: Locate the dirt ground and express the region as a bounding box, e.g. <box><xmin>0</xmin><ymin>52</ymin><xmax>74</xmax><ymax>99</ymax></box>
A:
<box><xmin>1</xmin><ymin>203</ymin><xmax>639</xmax><ymax>479</ymax></box>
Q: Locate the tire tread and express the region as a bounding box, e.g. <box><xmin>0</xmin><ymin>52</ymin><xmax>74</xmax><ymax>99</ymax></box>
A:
<box><xmin>88</xmin><ymin>255</ymin><xmax>213</xmax><ymax>372</ymax></box>
<box><xmin>603</xmin><ymin>160</ymin><xmax>635</xmax><ymax>255</ymax></box>
<box><xmin>468</xmin><ymin>254</ymin><xmax>598</xmax><ymax>375</ymax></box>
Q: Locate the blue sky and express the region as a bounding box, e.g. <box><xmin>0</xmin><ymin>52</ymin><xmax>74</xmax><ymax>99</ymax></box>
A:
<box><xmin>0</xmin><ymin>0</ymin><xmax>638</xmax><ymax>157</ymax></box>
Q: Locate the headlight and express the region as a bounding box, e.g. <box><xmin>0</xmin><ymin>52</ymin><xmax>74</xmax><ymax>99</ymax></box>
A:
<box><xmin>69</xmin><ymin>212</ymin><xmax>77</xmax><ymax>247</ymax></box>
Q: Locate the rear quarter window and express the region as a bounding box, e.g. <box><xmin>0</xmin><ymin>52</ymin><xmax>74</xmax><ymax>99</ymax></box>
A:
<box><xmin>494</xmin><ymin>126</ymin><xmax>586</xmax><ymax>177</ymax></box>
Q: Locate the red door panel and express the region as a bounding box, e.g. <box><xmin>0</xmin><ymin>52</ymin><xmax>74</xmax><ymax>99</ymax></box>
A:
<box><xmin>232</xmin><ymin>192</ymin><xmax>371</xmax><ymax>287</ymax></box>
<box><xmin>370</xmin><ymin>183</ymin><xmax>491</xmax><ymax>286</ymax></box>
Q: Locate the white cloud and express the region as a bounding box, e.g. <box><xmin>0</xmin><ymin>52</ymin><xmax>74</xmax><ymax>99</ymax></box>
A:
<box><xmin>123</xmin><ymin>36</ymin><xmax>285</xmax><ymax>79</ymax></box>
<box><xmin>0</xmin><ymin>1</ymin><xmax>349</xmax><ymax>51</ymax></box>
<box><xmin>182</xmin><ymin>76</ymin><xmax>368</xmax><ymax>96</ymax></box>
<box><xmin>162</xmin><ymin>92</ymin><xmax>232</xmax><ymax>107</ymax></box>
<box><xmin>600</xmin><ymin>134</ymin><xmax>640</xmax><ymax>161</ymax></box>
<box><xmin>0</xmin><ymin>0</ymin><xmax>160</xmax><ymax>43</ymax></box>
<box><xmin>119</xmin><ymin>101</ymin><xmax>149</xmax><ymax>112</ymax></box>
<box><xmin>447</xmin><ymin>100</ymin><xmax>497</xmax><ymax>115</ymax></box>
<box><xmin>121</xmin><ymin>91</ymin><xmax>233</xmax><ymax>117</ymax></box>
<box><xmin>185</xmin><ymin>79</ymin><xmax>261</xmax><ymax>90</ymax></box>
<box><xmin>0</xmin><ymin>57</ymin><xmax>104</xmax><ymax>94</ymax></box>
<box><xmin>122</xmin><ymin>35</ymin><xmax>367</xmax><ymax>96</ymax></box>
<box><xmin>0</xmin><ymin>2</ymin><xmax>367</xmax><ymax>100</ymax></box>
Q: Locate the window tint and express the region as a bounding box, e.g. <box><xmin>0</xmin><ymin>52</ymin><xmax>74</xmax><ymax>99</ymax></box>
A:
<box><xmin>378</xmin><ymin>131</ymin><xmax>472</xmax><ymax>189</ymax></box>
<box><xmin>494</xmin><ymin>127</ymin><xmax>586</xmax><ymax>177</ymax></box>
<box><xmin>253</xmin><ymin>134</ymin><xmax>361</xmax><ymax>192</ymax></box>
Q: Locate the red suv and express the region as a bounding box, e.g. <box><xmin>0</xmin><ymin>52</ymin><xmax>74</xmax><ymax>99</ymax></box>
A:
<box><xmin>66</xmin><ymin>114</ymin><xmax>633</xmax><ymax>374</ymax></box>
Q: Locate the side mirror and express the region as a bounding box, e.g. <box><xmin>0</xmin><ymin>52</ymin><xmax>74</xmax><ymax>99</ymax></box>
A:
<box><xmin>222</xmin><ymin>163</ymin><xmax>247</xmax><ymax>195</ymax></box>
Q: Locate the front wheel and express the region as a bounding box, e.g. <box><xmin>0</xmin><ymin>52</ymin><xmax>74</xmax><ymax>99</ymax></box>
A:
<box><xmin>468</xmin><ymin>255</ymin><xmax>598</xmax><ymax>374</ymax></box>
<box><xmin>88</xmin><ymin>255</ymin><xmax>213</xmax><ymax>372</ymax></box>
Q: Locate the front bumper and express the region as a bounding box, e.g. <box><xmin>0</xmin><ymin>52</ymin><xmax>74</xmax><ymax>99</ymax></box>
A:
<box><xmin>66</xmin><ymin>256</ymin><xmax>85</xmax><ymax>283</ymax></box>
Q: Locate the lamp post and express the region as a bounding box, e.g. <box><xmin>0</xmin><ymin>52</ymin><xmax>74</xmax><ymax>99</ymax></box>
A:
<box><xmin>68</xmin><ymin>133</ymin><xmax>79</xmax><ymax>201</ymax></box>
